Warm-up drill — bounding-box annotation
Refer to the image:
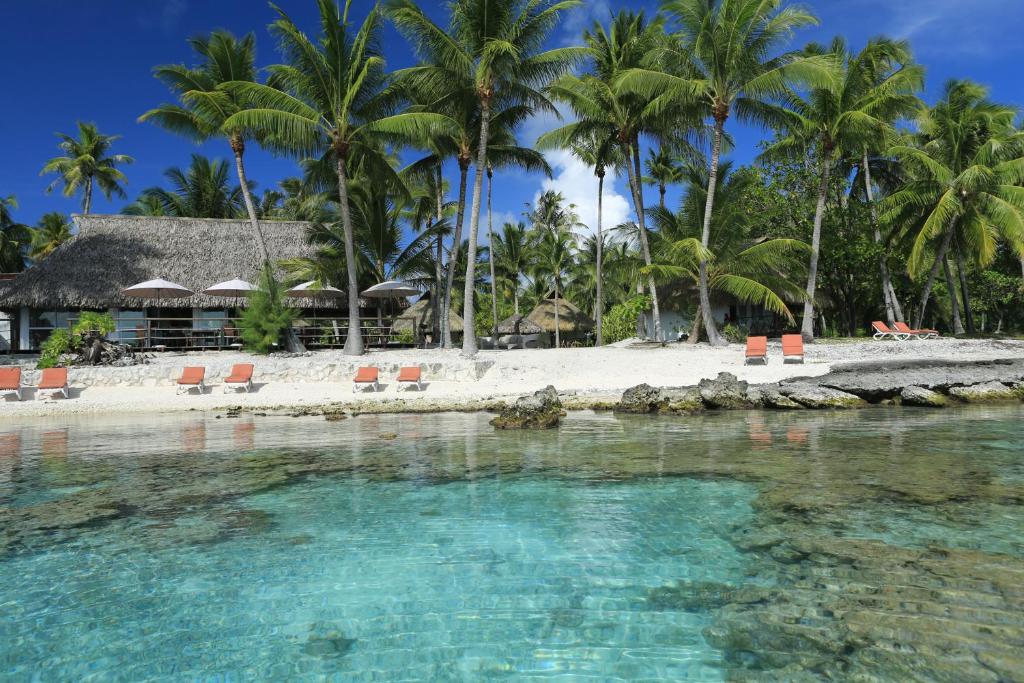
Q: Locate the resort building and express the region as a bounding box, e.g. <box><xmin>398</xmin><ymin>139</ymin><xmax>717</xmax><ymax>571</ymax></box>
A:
<box><xmin>0</xmin><ymin>214</ymin><xmax>339</xmax><ymax>351</ymax></box>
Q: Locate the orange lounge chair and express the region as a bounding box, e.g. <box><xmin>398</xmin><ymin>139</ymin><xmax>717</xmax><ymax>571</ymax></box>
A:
<box><xmin>177</xmin><ymin>366</ymin><xmax>206</xmax><ymax>395</ymax></box>
<box><xmin>223</xmin><ymin>363</ymin><xmax>254</xmax><ymax>393</ymax></box>
<box><xmin>781</xmin><ymin>334</ymin><xmax>805</xmax><ymax>364</ymax></box>
<box><xmin>36</xmin><ymin>368</ymin><xmax>70</xmax><ymax>400</ymax></box>
<box><xmin>0</xmin><ymin>367</ymin><xmax>25</xmax><ymax>401</ymax></box>
<box><xmin>397</xmin><ymin>366</ymin><xmax>423</xmax><ymax>391</ymax></box>
<box><xmin>353</xmin><ymin>366</ymin><xmax>379</xmax><ymax>393</ymax></box>
<box><xmin>893</xmin><ymin>321</ymin><xmax>939</xmax><ymax>340</ymax></box>
<box><xmin>744</xmin><ymin>336</ymin><xmax>768</xmax><ymax>365</ymax></box>
<box><xmin>871</xmin><ymin>321</ymin><xmax>909</xmax><ymax>341</ymax></box>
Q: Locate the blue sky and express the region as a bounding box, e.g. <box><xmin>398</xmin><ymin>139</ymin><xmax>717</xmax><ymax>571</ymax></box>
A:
<box><xmin>2</xmin><ymin>0</ymin><xmax>1023</xmax><ymax>236</ymax></box>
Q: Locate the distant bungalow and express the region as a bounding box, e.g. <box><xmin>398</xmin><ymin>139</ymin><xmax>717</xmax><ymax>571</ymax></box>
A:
<box><xmin>0</xmin><ymin>214</ymin><xmax>339</xmax><ymax>351</ymax></box>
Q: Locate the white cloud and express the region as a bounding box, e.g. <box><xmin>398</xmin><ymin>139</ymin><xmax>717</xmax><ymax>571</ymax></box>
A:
<box><xmin>536</xmin><ymin>149</ymin><xmax>631</xmax><ymax>237</ymax></box>
<box><xmin>559</xmin><ymin>0</ymin><xmax>612</xmax><ymax>46</ymax></box>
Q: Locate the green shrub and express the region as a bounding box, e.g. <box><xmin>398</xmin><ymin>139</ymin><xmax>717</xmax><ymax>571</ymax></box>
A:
<box><xmin>38</xmin><ymin>328</ymin><xmax>79</xmax><ymax>369</ymax></box>
<box><xmin>603</xmin><ymin>295</ymin><xmax>651</xmax><ymax>344</ymax></box>
<box><xmin>239</xmin><ymin>267</ymin><xmax>297</xmax><ymax>354</ymax></box>
<box><xmin>722</xmin><ymin>323</ymin><xmax>748</xmax><ymax>344</ymax></box>
<box><xmin>72</xmin><ymin>311</ymin><xmax>116</xmax><ymax>337</ymax></box>
<box><xmin>394</xmin><ymin>328</ymin><xmax>415</xmax><ymax>345</ymax></box>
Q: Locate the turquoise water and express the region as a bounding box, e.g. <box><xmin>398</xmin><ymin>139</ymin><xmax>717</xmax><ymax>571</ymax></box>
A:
<box><xmin>1</xmin><ymin>406</ymin><xmax>1023</xmax><ymax>680</ymax></box>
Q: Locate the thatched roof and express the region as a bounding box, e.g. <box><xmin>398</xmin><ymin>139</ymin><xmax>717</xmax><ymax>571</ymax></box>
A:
<box><xmin>526</xmin><ymin>297</ymin><xmax>594</xmax><ymax>333</ymax></box>
<box><xmin>0</xmin><ymin>215</ymin><xmax>340</xmax><ymax>309</ymax></box>
<box><xmin>391</xmin><ymin>294</ymin><xmax>464</xmax><ymax>333</ymax></box>
<box><xmin>497</xmin><ymin>313</ymin><xmax>542</xmax><ymax>335</ymax></box>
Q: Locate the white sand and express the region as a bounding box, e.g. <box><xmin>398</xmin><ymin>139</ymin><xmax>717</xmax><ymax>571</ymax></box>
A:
<box><xmin>2</xmin><ymin>337</ymin><xmax>1023</xmax><ymax>419</ymax></box>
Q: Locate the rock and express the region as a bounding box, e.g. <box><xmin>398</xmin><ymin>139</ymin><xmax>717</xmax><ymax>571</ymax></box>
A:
<box><xmin>747</xmin><ymin>384</ymin><xmax>804</xmax><ymax>410</ymax></box>
<box><xmin>378</xmin><ymin>432</ymin><xmax>398</xmax><ymax>440</ymax></box>
<box><xmin>324</xmin><ymin>411</ymin><xmax>347</xmax><ymax>422</ymax></box>
<box><xmin>490</xmin><ymin>385</ymin><xmax>563</xmax><ymax>429</ymax></box>
<box><xmin>615</xmin><ymin>383</ymin><xmax>668</xmax><ymax>413</ymax></box>
<box><xmin>948</xmin><ymin>380</ymin><xmax>1018</xmax><ymax>403</ymax></box>
<box><xmin>699</xmin><ymin>373</ymin><xmax>751</xmax><ymax>409</ymax></box>
<box><xmin>900</xmin><ymin>385</ymin><xmax>948</xmax><ymax>407</ymax></box>
<box><xmin>663</xmin><ymin>387</ymin><xmax>704</xmax><ymax>413</ymax></box>
<box><xmin>781</xmin><ymin>384</ymin><xmax>865</xmax><ymax>409</ymax></box>
<box><xmin>819</xmin><ymin>358</ymin><xmax>1024</xmax><ymax>401</ymax></box>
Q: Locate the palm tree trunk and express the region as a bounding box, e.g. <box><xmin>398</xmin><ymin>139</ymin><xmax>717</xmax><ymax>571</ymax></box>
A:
<box><xmin>554</xmin><ymin>279</ymin><xmax>561</xmax><ymax>349</ymax></box>
<box><xmin>635</xmin><ymin>280</ymin><xmax>645</xmax><ymax>337</ymax></box>
<box><xmin>595</xmin><ymin>171</ymin><xmax>604</xmax><ymax>346</ymax></box>
<box><xmin>800</xmin><ymin>147</ymin><xmax>833</xmax><ymax>343</ymax></box>
<box><xmin>441</xmin><ymin>163</ymin><xmax>469</xmax><ymax>348</ymax></box>
<box><xmin>623</xmin><ymin>137</ymin><xmax>661</xmax><ymax>341</ymax></box>
<box><xmin>954</xmin><ymin>242</ymin><xmax>975</xmax><ymax>333</ymax></box>
<box><xmin>233</xmin><ymin>135</ymin><xmax>304</xmax><ymax>353</ymax></box>
<box><xmin>514</xmin><ymin>289</ymin><xmax>520</xmax><ymax>316</ymax></box>
<box><xmin>914</xmin><ymin>224</ymin><xmax>955</xmax><ymax>330</ymax></box>
<box><xmin>688</xmin><ymin>304</ymin><xmax>702</xmax><ymax>345</ymax></box>
<box><xmin>942</xmin><ymin>257</ymin><xmax>964</xmax><ymax>334</ymax></box>
<box><xmin>461</xmin><ymin>96</ymin><xmax>491</xmax><ymax>357</ymax></box>
<box><xmin>862</xmin><ymin>151</ymin><xmax>900</xmax><ymax>324</ymax></box>
<box><xmin>486</xmin><ymin>166</ymin><xmax>499</xmax><ymax>340</ymax></box>
<box><xmin>83</xmin><ymin>176</ymin><xmax>93</xmax><ymax>215</ymax></box>
<box><xmin>433</xmin><ymin>165</ymin><xmax>444</xmax><ymax>344</ymax></box>
<box><xmin>336</xmin><ymin>155</ymin><xmax>363</xmax><ymax>355</ymax></box>
<box><xmin>698</xmin><ymin>120</ymin><xmax>726</xmax><ymax>346</ymax></box>
<box><xmin>659</xmin><ymin>183</ymin><xmax>666</xmax><ymax>210</ymax></box>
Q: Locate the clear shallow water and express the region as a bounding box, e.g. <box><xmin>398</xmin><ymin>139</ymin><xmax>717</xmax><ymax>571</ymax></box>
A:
<box><xmin>1</xmin><ymin>405</ymin><xmax>1022</xmax><ymax>681</ymax></box>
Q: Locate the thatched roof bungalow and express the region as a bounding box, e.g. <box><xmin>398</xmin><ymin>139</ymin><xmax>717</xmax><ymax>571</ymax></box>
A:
<box><xmin>496</xmin><ymin>313</ymin><xmax>542</xmax><ymax>335</ymax></box>
<box><xmin>391</xmin><ymin>293</ymin><xmax>464</xmax><ymax>336</ymax></box>
<box><xmin>0</xmin><ymin>214</ymin><xmax>342</xmax><ymax>350</ymax></box>
<box><xmin>525</xmin><ymin>296</ymin><xmax>594</xmax><ymax>335</ymax></box>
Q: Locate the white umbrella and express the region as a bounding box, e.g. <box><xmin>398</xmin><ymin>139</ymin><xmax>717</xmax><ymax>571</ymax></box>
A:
<box><xmin>121</xmin><ymin>278</ymin><xmax>194</xmax><ymax>347</ymax></box>
<box><xmin>286</xmin><ymin>281</ymin><xmax>344</xmax><ymax>339</ymax></box>
<box><xmin>360</xmin><ymin>280</ymin><xmax>420</xmax><ymax>298</ymax></box>
<box><xmin>203</xmin><ymin>278</ymin><xmax>256</xmax><ymax>299</ymax></box>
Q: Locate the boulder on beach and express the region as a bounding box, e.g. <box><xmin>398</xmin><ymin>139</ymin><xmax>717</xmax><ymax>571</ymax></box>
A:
<box><xmin>698</xmin><ymin>373</ymin><xmax>752</xmax><ymax>409</ymax></box>
<box><xmin>490</xmin><ymin>385</ymin><xmax>563</xmax><ymax>429</ymax></box>
<box><xmin>900</xmin><ymin>386</ymin><xmax>947</xmax><ymax>407</ymax></box>
<box><xmin>747</xmin><ymin>384</ymin><xmax>804</xmax><ymax>410</ymax></box>
<box><xmin>948</xmin><ymin>381</ymin><xmax>1018</xmax><ymax>403</ymax></box>
<box><xmin>780</xmin><ymin>384</ymin><xmax>865</xmax><ymax>409</ymax></box>
<box><xmin>615</xmin><ymin>383</ymin><xmax>667</xmax><ymax>414</ymax></box>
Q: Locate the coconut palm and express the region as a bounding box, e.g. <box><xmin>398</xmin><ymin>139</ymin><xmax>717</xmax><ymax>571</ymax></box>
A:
<box><xmin>540</xmin><ymin>11</ymin><xmax>678</xmax><ymax>342</ymax></box>
<box><xmin>882</xmin><ymin>80</ymin><xmax>1024</xmax><ymax>330</ymax></box>
<box><xmin>222</xmin><ymin>0</ymin><xmax>449</xmax><ymax>356</ymax></box>
<box><xmin>387</xmin><ymin>0</ymin><xmax>582</xmax><ymax>356</ymax></box>
<box><xmin>40</xmin><ymin>122</ymin><xmax>133</xmax><ymax>214</ymax></box>
<box><xmin>530</xmin><ymin>227</ymin><xmax>578</xmax><ymax>349</ymax></box>
<box><xmin>762</xmin><ymin>36</ymin><xmax>924</xmax><ymax>341</ymax></box>
<box><xmin>140</xmin><ymin>31</ymin><xmax>276</xmax><ymax>265</ymax></box>
<box><xmin>645</xmin><ymin>146</ymin><xmax>683</xmax><ymax>209</ymax></box>
<box><xmin>617</xmin><ymin>0</ymin><xmax>830</xmax><ymax>345</ymax></box>
<box><xmin>0</xmin><ymin>196</ymin><xmax>31</xmax><ymax>273</ymax></box>
<box><xmin>644</xmin><ymin>163</ymin><xmax>809</xmax><ymax>329</ymax></box>
<box><xmin>129</xmin><ymin>155</ymin><xmax>244</xmax><ymax>219</ymax></box>
<box><xmin>30</xmin><ymin>213</ymin><xmax>73</xmax><ymax>260</ymax></box>
<box><xmin>492</xmin><ymin>221</ymin><xmax>530</xmax><ymax>315</ymax></box>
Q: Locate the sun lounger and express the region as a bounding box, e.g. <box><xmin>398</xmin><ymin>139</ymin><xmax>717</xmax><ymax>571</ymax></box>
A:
<box><xmin>177</xmin><ymin>366</ymin><xmax>206</xmax><ymax>395</ymax></box>
<box><xmin>36</xmin><ymin>368</ymin><xmax>70</xmax><ymax>400</ymax></box>
<box><xmin>744</xmin><ymin>336</ymin><xmax>768</xmax><ymax>365</ymax></box>
<box><xmin>0</xmin><ymin>367</ymin><xmax>25</xmax><ymax>401</ymax></box>
<box><xmin>893</xmin><ymin>321</ymin><xmax>939</xmax><ymax>340</ymax></box>
<box><xmin>781</xmin><ymin>334</ymin><xmax>805</xmax><ymax>364</ymax></box>
<box><xmin>223</xmin><ymin>363</ymin><xmax>254</xmax><ymax>393</ymax></box>
<box><xmin>353</xmin><ymin>366</ymin><xmax>379</xmax><ymax>393</ymax></box>
<box><xmin>871</xmin><ymin>321</ymin><xmax>910</xmax><ymax>341</ymax></box>
<box><xmin>397</xmin><ymin>366</ymin><xmax>423</xmax><ymax>391</ymax></box>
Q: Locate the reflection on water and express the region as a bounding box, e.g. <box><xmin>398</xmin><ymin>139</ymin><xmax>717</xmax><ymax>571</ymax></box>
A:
<box><xmin>0</xmin><ymin>405</ymin><xmax>1022</xmax><ymax>681</ymax></box>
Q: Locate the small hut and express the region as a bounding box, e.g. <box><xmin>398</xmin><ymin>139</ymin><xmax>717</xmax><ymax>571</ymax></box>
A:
<box><xmin>497</xmin><ymin>313</ymin><xmax>544</xmax><ymax>335</ymax></box>
<box><xmin>525</xmin><ymin>295</ymin><xmax>594</xmax><ymax>346</ymax></box>
<box><xmin>390</xmin><ymin>293</ymin><xmax>463</xmax><ymax>343</ymax></box>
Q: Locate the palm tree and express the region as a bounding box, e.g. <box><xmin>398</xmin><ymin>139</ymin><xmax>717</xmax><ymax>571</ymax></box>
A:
<box><xmin>491</xmin><ymin>221</ymin><xmax>530</xmax><ymax>315</ymax></box>
<box><xmin>128</xmin><ymin>155</ymin><xmax>244</xmax><ymax>218</ymax></box>
<box><xmin>0</xmin><ymin>196</ymin><xmax>31</xmax><ymax>273</ymax></box>
<box><xmin>30</xmin><ymin>213</ymin><xmax>73</xmax><ymax>260</ymax></box>
<box><xmin>140</xmin><ymin>30</ymin><xmax>274</xmax><ymax>265</ymax></box>
<box><xmin>882</xmin><ymin>80</ymin><xmax>1024</xmax><ymax>330</ymax></box>
<box><xmin>618</xmin><ymin>0</ymin><xmax>829</xmax><ymax>345</ymax></box>
<box><xmin>540</xmin><ymin>11</ymin><xmax>673</xmax><ymax>342</ymax></box>
<box><xmin>645</xmin><ymin>146</ymin><xmax>683</xmax><ymax>209</ymax></box>
<box><xmin>387</xmin><ymin>0</ymin><xmax>582</xmax><ymax>356</ymax></box>
<box><xmin>644</xmin><ymin>163</ymin><xmax>809</xmax><ymax>330</ymax></box>
<box><xmin>222</xmin><ymin>0</ymin><xmax>447</xmax><ymax>356</ymax></box>
<box><xmin>530</xmin><ymin>228</ymin><xmax>578</xmax><ymax>349</ymax></box>
<box><xmin>41</xmin><ymin>122</ymin><xmax>133</xmax><ymax>214</ymax></box>
<box><xmin>762</xmin><ymin>37</ymin><xmax>923</xmax><ymax>341</ymax></box>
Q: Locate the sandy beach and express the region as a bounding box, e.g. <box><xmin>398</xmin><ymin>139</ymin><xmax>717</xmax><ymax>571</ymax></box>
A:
<box><xmin>2</xmin><ymin>337</ymin><xmax>1023</xmax><ymax>419</ymax></box>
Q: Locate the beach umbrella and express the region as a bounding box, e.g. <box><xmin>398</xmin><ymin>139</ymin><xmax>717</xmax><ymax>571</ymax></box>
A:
<box><xmin>121</xmin><ymin>278</ymin><xmax>194</xmax><ymax>344</ymax></box>
<box><xmin>361</xmin><ymin>280</ymin><xmax>420</xmax><ymax>326</ymax></box>
<box><xmin>203</xmin><ymin>278</ymin><xmax>256</xmax><ymax>314</ymax></box>
<box><xmin>286</xmin><ymin>281</ymin><xmax>344</xmax><ymax>331</ymax></box>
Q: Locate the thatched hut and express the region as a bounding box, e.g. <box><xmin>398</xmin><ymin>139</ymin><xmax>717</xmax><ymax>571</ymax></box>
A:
<box><xmin>496</xmin><ymin>313</ymin><xmax>542</xmax><ymax>335</ymax></box>
<box><xmin>526</xmin><ymin>296</ymin><xmax>594</xmax><ymax>336</ymax></box>
<box><xmin>0</xmin><ymin>214</ymin><xmax>335</xmax><ymax>350</ymax></box>
<box><xmin>391</xmin><ymin>293</ymin><xmax>464</xmax><ymax>340</ymax></box>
